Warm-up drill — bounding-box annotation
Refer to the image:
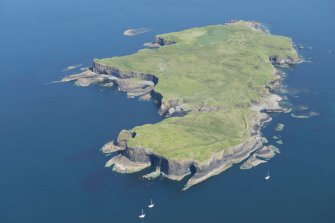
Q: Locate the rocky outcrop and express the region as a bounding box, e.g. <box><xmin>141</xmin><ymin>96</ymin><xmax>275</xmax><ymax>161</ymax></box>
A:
<box><xmin>101</xmin><ymin>141</ymin><xmax>124</xmax><ymax>154</ymax></box>
<box><xmin>116</xmin><ymin>130</ymin><xmax>133</xmax><ymax>147</ymax></box>
<box><xmin>143</xmin><ymin>42</ymin><xmax>161</xmax><ymax>48</ymax></box>
<box><xmin>159</xmin><ymin>99</ymin><xmax>183</xmax><ymax>116</ymax></box>
<box><xmin>61</xmin><ymin>69</ymin><xmax>117</xmax><ymax>87</ymax></box>
<box><xmin>124</xmin><ymin>146</ymin><xmax>152</xmax><ymax>163</ymax></box>
<box><xmin>275</xmin><ymin>123</ymin><xmax>285</xmax><ymax>131</ymax></box>
<box><xmin>92</xmin><ymin>60</ymin><xmax>194</xmax><ymax>115</ymax></box>
<box><xmin>254</xmin><ymin>146</ymin><xmax>279</xmax><ymax>159</ymax></box>
<box><xmin>240</xmin><ymin>145</ymin><xmax>280</xmax><ymax>169</ymax></box>
<box><xmin>240</xmin><ymin>155</ymin><xmax>267</xmax><ymax>170</ymax></box>
<box><xmin>155</xmin><ymin>36</ymin><xmax>176</xmax><ymax>46</ymax></box>
<box><xmin>93</xmin><ymin>61</ymin><xmax>158</xmax><ymax>83</ymax></box>
<box><xmin>269</xmin><ymin>55</ymin><xmax>302</xmax><ymax>68</ymax></box>
<box><xmin>143</xmin><ymin>167</ymin><xmax>161</xmax><ymax>180</ymax></box>
<box><xmin>250</xmin><ymin>93</ymin><xmax>291</xmax><ymax>113</ymax></box>
<box><xmin>105</xmin><ymin>154</ymin><xmax>151</xmax><ymax>173</ymax></box>
<box><xmin>161</xmin><ymin>159</ymin><xmax>194</xmax><ymax>181</ymax></box>
<box><xmin>116</xmin><ymin>78</ymin><xmax>154</xmax><ymax>98</ymax></box>
<box><xmin>184</xmin><ymin>137</ymin><xmax>262</xmax><ymax>189</ymax></box>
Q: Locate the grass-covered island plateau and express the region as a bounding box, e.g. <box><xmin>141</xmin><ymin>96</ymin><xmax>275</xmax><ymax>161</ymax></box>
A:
<box><xmin>61</xmin><ymin>20</ymin><xmax>300</xmax><ymax>190</ymax></box>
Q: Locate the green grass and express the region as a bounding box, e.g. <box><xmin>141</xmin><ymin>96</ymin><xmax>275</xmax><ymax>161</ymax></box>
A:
<box><xmin>128</xmin><ymin>109</ymin><xmax>253</xmax><ymax>162</ymax></box>
<box><xmin>95</xmin><ymin>21</ymin><xmax>298</xmax><ymax>161</ymax></box>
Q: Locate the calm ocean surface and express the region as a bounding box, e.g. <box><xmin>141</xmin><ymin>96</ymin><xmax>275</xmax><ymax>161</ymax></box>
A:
<box><xmin>1</xmin><ymin>0</ymin><xmax>334</xmax><ymax>222</ymax></box>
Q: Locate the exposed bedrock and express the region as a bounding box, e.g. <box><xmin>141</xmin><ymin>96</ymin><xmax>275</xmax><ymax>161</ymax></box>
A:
<box><xmin>240</xmin><ymin>155</ymin><xmax>267</xmax><ymax>170</ymax></box>
<box><xmin>123</xmin><ymin>146</ymin><xmax>151</xmax><ymax>163</ymax></box>
<box><xmin>249</xmin><ymin>112</ymin><xmax>271</xmax><ymax>136</ymax></box>
<box><xmin>155</xmin><ymin>36</ymin><xmax>176</xmax><ymax>46</ymax></box>
<box><xmin>159</xmin><ymin>99</ymin><xmax>183</xmax><ymax>116</ymax></box>
<box><xmin>105</xmin><ymin>130</ymin><xmax>264</xmax><ymax>189</ymax></box>
<box><xmin>161</xmin><ymin>159</ymin><xmax>194</xmax><ymax>181</ymax></box>
<box><xmin>184</xmin><ymin>137</ymin><xmax>262</xmax><ymax>189</ymax></box>
<box><xmin>92</xmin><ymin>61</ymin><xmax>193</xmax><ymax>115</ymax></box>
<box><xmin>60</xmin><ymin>69</ymin><xmax>117</xmax><ymax>87</ymax></box>
<box><xmin>105</xmin><ymin>154</ymin><xmax>151</xmax><ymax>173</ymax></box>
<box><xmin>121</xmin><ymin>143</ymin><xmax>193</xmax><ymax>181</ymax></box>
<box><xmin>116</xmin><ymin>78</ymin><xmax>154</xmax><ymax>98</ymax></box>
<box><xmin>269</xmin><ymin>55</ymin><xmax>302</xmax><ymax>67</ymax></box>
<box><xmin>101</xmin><ymin>141</ymin><xmax>124</xmax><ymax>154</ymax></box>
<box><xmin>103</xmin><ymin>105</ymin><xmax>270</xmax><ymax>189</ymax></box>
<box><xmin>93</xmin><ymin>61</ymin><xmax>158</xmax><ymax>83</ymax></box>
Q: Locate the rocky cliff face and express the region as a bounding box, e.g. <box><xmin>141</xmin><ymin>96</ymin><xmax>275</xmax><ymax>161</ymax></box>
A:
<box><xmin>269</xmin><ymin>55</ymin><xmax>302</xmax><ymax>67</ymax></box>
<box><xmin>108</xmin><ymin>131</ymin><xmax>194</xmax><ymax>181</ymax></box>
<box><xmin>185</xmin><ymin>138</ymin><xmax>262</xmax><ymax>189</ymax></box>
<box><xmin>103</xmin><ymin>110</ymin><xmax>268</xmax><ymax>189</ymax></box>
<box><xmin>104</xmin><ymin>128</ymin><xmax>263</xmax><ymax>189</ymax></box>
<box><xmin>155</xmin><ymin>36</ymin><xmax>176</xmax><ymax>46</ymax></box>
<box><xmin>93</xmin><ymin>61</ymin><xmax>158</xmax><ymax>83</ymax></box>
<box><xmin>93</xmin><ymin>59</ymin><xmax>190</xmax><ymax>116</ymax></box>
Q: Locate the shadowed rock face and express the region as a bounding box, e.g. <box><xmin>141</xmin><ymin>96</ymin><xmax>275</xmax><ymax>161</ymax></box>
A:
<box><xmin>184</xmin><ymin>137</ymin><xmax>264</xmax><ymax>189</ymax></box>
<box><xmin>155</xmin><ymin>36</ymin><xmax>176</xmax><ymax>46</ymax></box>
<box><xmin>163</xmin><ymin>159</ymin><xmax>194</xmax><ymax>181</ymax></box>
<box><xmin>240</xmin><ymin>155</ymin><xmax>267</xmax><ymax>170</ymax></box>
<box><xmin>93</xmin><ymin>61</ymin><xmax>158</xmax><ymax>83</ymax></box>
<box><xmin>109</xmin><ymin>132</ymin><xmax>263</xmax><ymax>189</ymax></box>
<box><xmin>92</xmin><ymin>60</ymin><xmax>190</xmax><ymax>115</ymax></box>
<box><xmin>124</xmin><ymin>146</ymin><xmax>151</xmax><ymax>163</ymax></box>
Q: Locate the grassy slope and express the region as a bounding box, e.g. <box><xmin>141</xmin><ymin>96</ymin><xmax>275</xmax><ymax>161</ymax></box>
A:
<box><xmin>96</xmin><ymin>21</ymin><xmax>298</xmax><ymax>162</ymax></box>
<box><xmin>129</xmin><ymin>109</ymin><xmax>253</xmax><ymax>161</ymax></box>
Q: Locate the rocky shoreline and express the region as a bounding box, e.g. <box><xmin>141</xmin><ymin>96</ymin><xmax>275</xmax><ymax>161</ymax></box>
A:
<box><xmin>60</xmin><ymin>22</ymin><xmax>301</xmax><ymax>190</ymax></box>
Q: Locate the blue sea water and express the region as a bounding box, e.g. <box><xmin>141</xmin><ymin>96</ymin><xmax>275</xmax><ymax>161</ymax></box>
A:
<box><xmin>0</xmin><ymin>0</ymin><xmax>334</xmax><ymax>222</ymax></box>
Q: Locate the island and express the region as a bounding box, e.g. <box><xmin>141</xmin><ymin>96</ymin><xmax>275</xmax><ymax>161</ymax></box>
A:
<box><xmin>123</xmin><ymin>27</ymin><xmax>150</xmax><ymax>36</ymax></box>
<box><xmin>61</xmin><ymin>20</ymin><xmax>300</xmax><ymax>190</ymax></box>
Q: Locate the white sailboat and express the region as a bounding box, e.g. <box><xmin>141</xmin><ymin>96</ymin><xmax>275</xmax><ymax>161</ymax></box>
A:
<box><xmin>148</xmin><ymin>199</ymin><xmax>154</xmax><ymax>208</ymax></box>
<box><xmin>139</xmin><ymin>209</ymin><xmax>145</xmax><ymax>219</ymax></box>
<box><xmin>265</xmin><ymin>170</ymin><xmax>270</xmax><ymax>180</ymax></box>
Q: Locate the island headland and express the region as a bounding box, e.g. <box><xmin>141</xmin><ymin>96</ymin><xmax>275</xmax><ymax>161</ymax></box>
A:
<box><xmin>61</xmin><ymin>20</ymin><xmax>300</xmax><ymax>190</ymax></box>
